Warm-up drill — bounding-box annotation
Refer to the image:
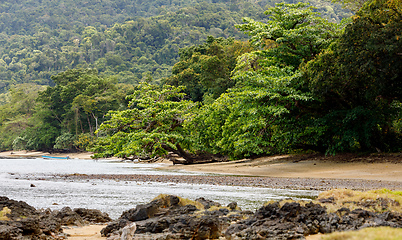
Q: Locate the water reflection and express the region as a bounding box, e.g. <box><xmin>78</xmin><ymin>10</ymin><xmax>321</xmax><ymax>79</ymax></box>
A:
<box><xmin>0</xmin><ymin>158</ymin><xmax>319</xmax><ymax>219</ymax></box>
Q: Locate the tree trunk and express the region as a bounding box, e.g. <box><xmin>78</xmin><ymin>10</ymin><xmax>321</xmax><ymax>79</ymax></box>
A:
<box><xmin>162</xmin><ymin>142</ymin><xmax>226</xmax><ymax>165</ymax></box>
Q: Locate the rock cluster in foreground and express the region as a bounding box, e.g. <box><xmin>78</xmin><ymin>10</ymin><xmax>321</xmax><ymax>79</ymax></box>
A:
<box><xmin>1</xmin><ymin>193</ymin><xmax>402</xmax><ymax>240</ymax></box>
<box><xmin>102</xmin><ymin>194</ymin><xmax>402</xmax><ymax>240</ymax></box>
<box><xmin>0</xmin><ymin>196</ymin><xmax>111</xmax><ymax>240</ymax></box>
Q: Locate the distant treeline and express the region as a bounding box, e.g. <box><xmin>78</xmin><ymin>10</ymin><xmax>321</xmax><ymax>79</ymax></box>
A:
<box><xmin>0</xmin><ymin>0</ymin><xmax>351</xmax><ymax>94</ymax></box>
<box><xmin>6</xmin><ymin>0</ymin><xmax>400</xmax><ymax>162</ymax></box>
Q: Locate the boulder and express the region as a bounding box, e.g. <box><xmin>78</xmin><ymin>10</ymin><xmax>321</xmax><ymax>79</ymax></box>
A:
<box><xmin>52</xmin><ymin>206</ymin><xmax>85</xmax><ymax>226</ymax></box>
<box><xmin>195</xmin><ymin>197</ymin><xmax>221</xmax><ymax>209</ymax></box>
<box><xmin>225</xmin><ymin>200</ymin><xmax>402</xmax><ymax>240</ymax></box>
<box><xmin>0</xmin><ymin>196</ymin><xmax>37</xmax><ymax>220</ymax></box>
<box><xmin>102</xmin><ymin>195</ymin><xmax>248</xmax><ymax>240</ymax></box>
<box><xmin>0</xmin><ymin>196</ymin><xmax>111</xmax><ymax>240</ymax></box>
<box><xmin>120</xmin><ymin>199</ymin><xmax>164</xmax><ymax>222</ymax></box>
<box><xmin>74</xmin><ymin>208</ymin><xmax>112</xmax><ymax>223</ymax></box>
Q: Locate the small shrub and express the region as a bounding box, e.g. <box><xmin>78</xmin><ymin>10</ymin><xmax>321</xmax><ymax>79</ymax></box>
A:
<box><xmin>320</xmin><ymin>227</ymin><xmax>402</xmax><ymax>240</ymax></box>
<box><xmin>317</xmin><ymin>189</ymin><xmax>402</xmax><ymax>213</ymax></box>
<box><xmin>54</xmin><ymin>132</ymin><xmax>76</xmax><ymax>150</ymax></box>
<box><xmin>0</xmin><ymin>207</ymin><xmax>11</xmax><ymax>220</ymax></box>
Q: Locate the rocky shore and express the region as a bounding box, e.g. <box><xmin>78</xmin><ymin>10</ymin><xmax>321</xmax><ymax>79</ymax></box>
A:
<box><xmin>2</xmin><ymin>188</ymin><xmax>402</xmax><ymax>240</ymax></box>
<box><xmin>0</xmin><ymin>196</ymin><xmax>111</xmax><ymax>239</ymax></box>
<box><xmin>52</xmin><ymin>173</ymin><xmax>402</xmax><ymax>191</ymax></box>
<box><xmin>100</xmin><ymin>190</ymin><xmax>402</xmax><ymax>240</ymax></box>
<box><xmin>2</xmin><ymin>152</ymin><xmax>402</xmax><ymax>239</ymax></box>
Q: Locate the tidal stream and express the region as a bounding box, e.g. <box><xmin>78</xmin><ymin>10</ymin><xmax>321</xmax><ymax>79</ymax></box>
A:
<box><xmin>0</xmin><ymin>158</ymin><xmax>319</xmax><ymax>219</ymax></box>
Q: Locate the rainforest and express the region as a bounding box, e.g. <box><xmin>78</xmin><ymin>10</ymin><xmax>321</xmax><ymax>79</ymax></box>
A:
<box><xmin>0</xmin><ymin>0</ymin><xmax>400</xmax><ymax>162</ymax></box>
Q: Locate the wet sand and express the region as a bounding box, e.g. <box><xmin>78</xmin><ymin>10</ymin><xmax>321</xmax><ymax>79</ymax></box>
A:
<box><xmin>162</xmin><ymin>154</ymin><xmax>402</xmax><ymax>183</ymax></box>
<box><xmin>57</xmin><ymin>173</ymin><xmax>402</xmax><ymax>191</ymax></box>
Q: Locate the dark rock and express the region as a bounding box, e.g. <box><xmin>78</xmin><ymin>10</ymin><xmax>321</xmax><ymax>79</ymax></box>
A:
<box><xmin>319</xmin><ymin>197</ymin><xmax>335</xmax><ymax>204</ymax></box>
<box><xmin>101</xmin><ymin>219</ymin><xmax>130</xmax><ymax>237</ymax></box>
<box><xmin>167</xmin><ymin>204</ymin><xmax>198</xmax><ymax>216</ymax></box>
<box><xmin>0</xmin><ymin>225</ymin><xmax>22</xmax><ymax>240</ymax></box>
<box><xmin>19</xmin><ymin>217</ymin><xmax>41</xmax><ymax>235</ymax></box>
<box><xmin>52</xmin><ymin>207</ymin><xmax>85</xmax><ymax>226</ymax></box>
<box><xmin>0</xmin><ymin>197</ymin><xmax>63</xmax><ymax>240</ymax></box>
<box><xmin>1</xmin><ymin>196</ymin><xmax>112</xmax><ymax>240</ymax></box>
<box><xmin>192</xmin><ymin>216</ymin><xmax>221</xmax><ymax>240</ymax></box>
<box><xmin>195</xmin><ymin>197</ymin><xmax>221</xmax><ymax>209</ymax></box>
<box><xmin>0</xmin><ymin>196</ymin><xmax>37</xmax><ymax>220</ymax></box>
<box><xmin>120</xmin><ymin>199</ymin><xmax>164</xmax><ymax>222</ymax></box>
<box><xmin>225</xmin><ymin>199</ymin><xmax>402</xmax><ymax>240</ymax></box>
<box><xmin>38</xmin><ymin>213</ymin><xmax>62</xmax><ymax>235</ymax></box>
<box><xmin>74</xmin><ymin>208</ymin><xmax>112</xmax><ymax>223</ymax></box>
<box><xmin>227</xmin><ymin>202</ymin><xmax>238</xmax><ymax>210</ymax></box>
<box><xmin>167</xmin><ymin>195</ymin><xmax>180</xmax><ymax>206</ymax></box>
<box><xmin>103</xmin><ymin>195</ymin><xmax>246</xmax><ymax>239</ymax></box>
<box><xmin>206</xmin><ymin>207</ymin><xmax>229</xmax><ymax>217</ymax></box>
<box><xmin>99</xmin><ymin>195</ymin><xmax>402</xmax><ymax>240</ymax></box>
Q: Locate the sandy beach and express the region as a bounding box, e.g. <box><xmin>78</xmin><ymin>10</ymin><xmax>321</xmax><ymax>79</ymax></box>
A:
<box><xmin>163</xmin><ymin>154</ymin><xmax>402</xmax><ymax>182</ymax></box>
<box><xmin>2</xmin><ymin>151</ymin><xmax>401</xmax><ymax>182</ymax></box>
<box><xmin>2</xmin><ymin>151</ymin><xmax>401</xmax><ymax>239</ymax></box>
<box><xmin>0</xmin><ymin>150</ymin><xmax>95</xmax><ymax>160</ymax></box>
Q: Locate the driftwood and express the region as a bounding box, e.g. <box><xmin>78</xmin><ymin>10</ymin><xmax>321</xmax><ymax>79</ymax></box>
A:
<box><xmin>166</xmin><ymin>152</ymin><xmax>227</xmax><ymax>165</ymax></box>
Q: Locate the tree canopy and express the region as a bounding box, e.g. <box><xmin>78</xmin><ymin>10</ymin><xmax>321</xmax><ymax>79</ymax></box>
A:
<box><xmin>303</xmin><ymin>0</ymin><xmax>402</xmax><ymax>153</ymax></box>
<box><xmin>0</xmin><ymin>0</ymin><xmax>351</xmax><ymax>94</ymax></box>
<box><xmin>91</xmin><ymin>2</ymin><xmax>347</xmax><ymax>160</ymax></box>
<box><xmin>2</xmin><ymin>0</ymin><xmax>399</xmax><ymax>160</ymax></box>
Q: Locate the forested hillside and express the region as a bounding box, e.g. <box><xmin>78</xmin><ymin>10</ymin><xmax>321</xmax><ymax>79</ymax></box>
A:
<box><xmin>0</xmin><ymin>0</ymin><xmax>350</xmax><ymax>94</ymax></box>
<box><xmin>5</xmin><ymin>0</ymin><xmax>399</xmax><ymax>160</ymax></box>
<box><xmin>90</xmin><ymin>0</ymin><xmax>401</xmax><ymax>161</ymax></box>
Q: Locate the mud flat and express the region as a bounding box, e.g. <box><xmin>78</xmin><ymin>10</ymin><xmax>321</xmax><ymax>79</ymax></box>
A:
<box><xmin>56</xmin><ymin>173</ymin><xmax>402</xmax><ymax>191</ymax></box>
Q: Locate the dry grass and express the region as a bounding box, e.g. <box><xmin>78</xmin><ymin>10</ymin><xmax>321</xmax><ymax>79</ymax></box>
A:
<box><xmin>0</xmin><ymin>207</ymin><xmax>11</xmax><ymax>221</ymax></box>
<box><xmin>319</xmin><ymin>227</ymin><xmax>402</xmax><ymax>240</ymax></box>
<box><xmin>262</xmin><ymin>189</ymin><xmax>402</xmax><ymax>216</ymax></box>
<box><xmin>153</xmin><ymin>194</ymin><xmax>205</xmax><ymax>210</ymax></box>
<box><xmin>316</xmin><ymin>189</ymin><xmax>402</xmax><ymax>213</ymax></box>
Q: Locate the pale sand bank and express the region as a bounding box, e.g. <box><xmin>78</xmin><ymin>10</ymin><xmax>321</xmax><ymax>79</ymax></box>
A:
<box><xmin>163</xmin><ymin>155</ymin><xmax>402</xmax><ymax>182</ymax></box>
<box><xmin>63</xmin><ymin>225</ymin><xmax>106</xmax><ymax>240</ymax></box>
<box><xmin>0</xmin><ymin>150</ymin><xmax>95</xmax><ymax>159</ymax></box>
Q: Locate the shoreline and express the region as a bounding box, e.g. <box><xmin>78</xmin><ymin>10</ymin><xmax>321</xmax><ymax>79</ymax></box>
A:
<box><xmin>2</xmin><ymin>150</ymin><xmax>402</xmax><ymax>190</ymax></box>
<box><xmin>55</xmin><ymin>173</ymin><xmax>402</xmax><ymax>191</ymax></box>
<box><xmin>161</xmin><ymin>154</ymin><xmax>402</xmax><ymax>183</ymax></box>
<box><xmin>0</xmin><ymin>150</ymin><xmax>96</xmax><ymax>160</ymax></box>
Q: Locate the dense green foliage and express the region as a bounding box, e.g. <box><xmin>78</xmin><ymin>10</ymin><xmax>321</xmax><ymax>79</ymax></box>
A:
<box><xmin>90</xmin><ymin>2</ymin><xmax>349</xmax><ymax>159</ymax></box>
<box><xmin>91</xmin><ymin>83</ymin><xmax>199</xmax><ymax>161</ymax></box>
<box><xmin>0</xmin><ymin>84</ymin><xmax>44</xmax><ymax>150</ymax></box>
<box><xmin>0</xmin><ymin>69</ymin><xmax>133</xmax><ymax>151</ymax></box>
<box><xmin>186</xmin><ymin>2</ymin><xmax>346</xmax><ymax>158</ymax></box>
<box><xmin>0</xmin><ymin>0</ymin><xmax>351</xmax><ymax>93</ymax></box>
<box><xmin>2</xmin><ymin>0</ymin><xmax>400</xmax><ymax>160</ymax></box>
<box><xmin>164</xmin><ymin>36</ymin><xmax>253</xmax><ymax>102</ymax></box>
<box><xmin>303</xmin><ymin>0</ymin><xmax>402</xmax><ymax>153</ymax></box>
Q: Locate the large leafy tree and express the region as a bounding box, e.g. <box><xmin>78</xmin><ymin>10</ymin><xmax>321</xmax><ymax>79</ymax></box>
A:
<box><xmin>187</xmin><ymin>2</ymin><xmax>345</xmax><ymax>159</ymax></box>
<box><xmin>237</xmin><ymin>2</ymin><xmax>346</xmax><ymax>69</ymax></box>
<box><xmin>303</xmin><ymin>0</ymin><xmax>402</xmax><ymax>153</ymax></box>
<box><xmin>190</xmin><ymin>65</ymin><xmax>311</xmax><ymax>159</ymax></box>
<box><xmin>91</xmin><ymin>83</ymin><xmax>209</xmax><ymax>163</ymax></box>
<box><xmin>91</xmin><ymin>3</ymin><xmax>347</xmax><ymax>161</ymax></box>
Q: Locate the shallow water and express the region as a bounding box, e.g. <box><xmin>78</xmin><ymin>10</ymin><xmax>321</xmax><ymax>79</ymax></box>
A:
<box><xmin>0</xmin><ymin>158</ymin><xmax>319</xmax><ymax>219</ymax></box>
